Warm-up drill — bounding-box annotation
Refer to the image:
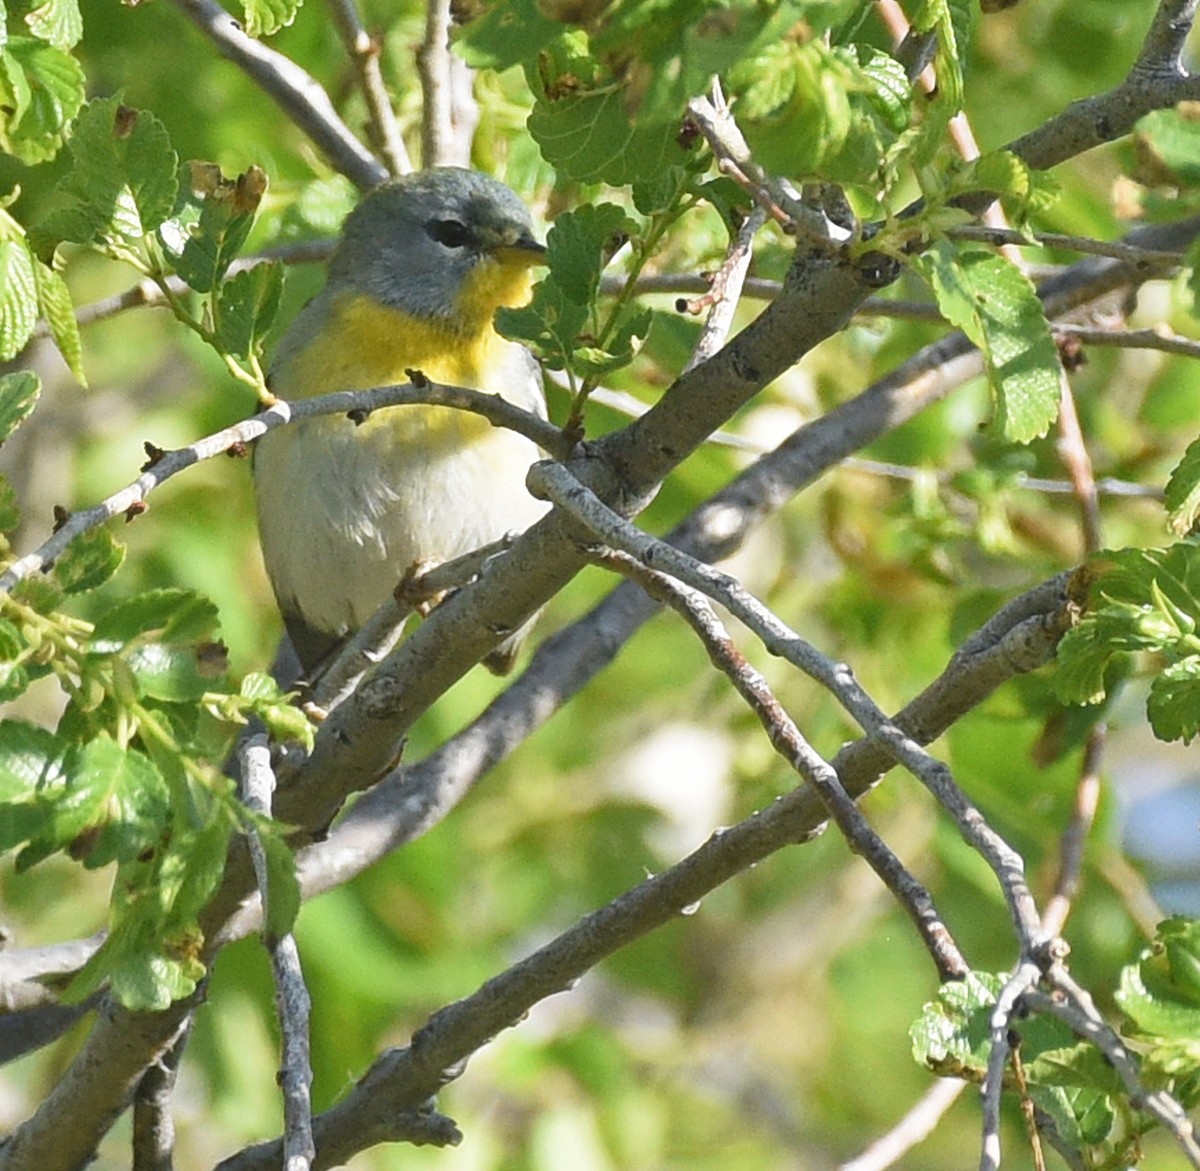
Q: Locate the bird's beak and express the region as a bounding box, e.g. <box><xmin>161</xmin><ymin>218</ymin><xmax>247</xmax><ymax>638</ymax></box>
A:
<box><xmin>494</xmin><ymin>232</ymin><xmax>547</xmax><ymax>267</ymax></box>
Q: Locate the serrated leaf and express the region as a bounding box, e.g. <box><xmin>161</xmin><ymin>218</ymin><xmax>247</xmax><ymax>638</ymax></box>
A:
<box><xmin>914</xmin><ymin>0</ymin><xmax>972</xmax><ymax>113</ymax></box>
<box><xmin>529</xmin><ymin>87</ymin><xmax>686</xmax><ymax>186</ymax></box>
<box><xmin>497</xmin><ymin>281</ymin><xmax>588</xmax><ymax>372</ymax></box>
<box><xmin>910</xmin><ymin>970</ymin><xmax>1003</xmax><ymax>1074</ymax></box>
<box><xmin>92</xmin><ymin>588</ymin><xmax>220</xmax><ymax>651</ymax></box>
<box><xmin>1149</xmin><ymin>658</ymin><xmax>1200</xmax><ymax>744</ymax></box>
<box><xmin>214</xmin><ymin>260</ymin><xmax>283</xmax><ymax>360</ymax></box>
<box><xmin>53</xmin><ymin>526</ymin><xmax>124</xmax><ymax>593</ymax></box>
<box><xmin>547</xmin><ymin>204</ymin><xmax>632</xmax><ymax>306</ymax></box>
<box><xmin>126</xmin><ymin>642</ymin><xmax>215</xmax><ymax>702</ymax></box>
<box><xmin>158</xmin><ymin>163</ymin><xmax>266</xmax><ymax>293</ymax></box>
<box><xmin>0</xmin><ymin>36</ymin><xmax>84</xmax><ymax>164</ymax></box>
<box><xmin>0</xmin><ymin>240</ymin><xmax>38</xmax><ymax>362</ymax></box>
<box><xmin>33</xmin><ymin>98</ymin><xmax>179</xmax><ymax>254</ymax></box>
<box><xmin>915</xmin><ymin>241</ymin><xmax>1061</xmax><ymax>442</ymax></box>
<box><xmin>52</xmin><ymin>737</ymin><xmax>168</xmax><ymax>868</ymax></box>
<box><xmin>25</xmin><ymin>0</ymin><xmax>82</xmax><ymax>50</ymax></box>
<box><xmin>0</xmin><ymin>369</ymin><xmax>40</xmax><ymax>442</ymax></box>
<box><xmin>1052</xmin><ymin>623</ymin><xmax>1113</xmax><ymax>705</ymax></box>
<box><xmin>252</xmin><ymin>694</ymin><xmax>314</xmax><ymax>750</ymax></box>
<box><xmin>1166</xmin><ymin>436</ymin><xmax>1200</xmax><ymax>536</ymax></box>
<box><xmin>241</xmin><ymin>0</ymin><xmax>302</xmax><ymax>37</ymax></box>
<box><xmin>1027</xmin><ymin>1083</ymin><xmax>1114</xmax><ymax>1148</ymax></box>
<box><xmin>453</xmin><ymin>0</ymin><xmax>562</xmax><ymax>69</ymax></box>
<box><xmin>1161</xmin><ymin>918</ymin><xmax>1200</xmax><ymax>1004</ymax></box>
<box><xmin>731</xmin><ymin>40</ymin><xmax>911</xmax><ymax>185</ymax></box>
<box><xmin>33</xmin><ymin>258</ymin><xmax>85</xmax><ymax>383</ymax></box>
<box><xmin>0</xmin><ymin>718</ymin><xmax>63</xmax><ymax>799</ymax></box>
<box><xmin>68</xmin><ymin>904</ymin><xmax>203</xmax><ymax>1011</ymax></box>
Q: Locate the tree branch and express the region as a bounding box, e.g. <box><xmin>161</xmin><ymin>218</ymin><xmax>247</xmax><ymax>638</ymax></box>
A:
<box><xmin>170</xmin><ymin>0</ymin><xmax>387</xmax><ymax>190</ymax></box>
<box><xmin>239</xmin><ymin>736</ymin><xmax>315</xmax><ymax>1171</ymax></box>
<box><xmin>325</xmin><ymin>0</ymin><xmax>412</xmax><ymax>176</ymax></box>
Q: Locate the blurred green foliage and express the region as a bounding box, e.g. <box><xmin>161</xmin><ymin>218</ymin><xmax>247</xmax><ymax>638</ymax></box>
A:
<box><xmin>1</xmin><ymin>0</ymin><xmax>1199</xmax><ymax>1168</ymax></box>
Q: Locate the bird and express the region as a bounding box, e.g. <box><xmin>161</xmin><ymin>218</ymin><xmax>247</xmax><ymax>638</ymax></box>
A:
<box><xmin>253</xmin><ymin>167</ymin><xmax>549</xmax><ymax>678</ymax></box>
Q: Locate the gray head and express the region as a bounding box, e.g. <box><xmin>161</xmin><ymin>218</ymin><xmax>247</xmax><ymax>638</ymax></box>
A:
<box><xmin>328</xmin><ymin>168</ymin><xmax>544</xmax><ymax>328</ymax></box>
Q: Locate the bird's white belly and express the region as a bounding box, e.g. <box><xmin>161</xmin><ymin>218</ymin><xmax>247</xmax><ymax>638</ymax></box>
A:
<box><xmin>255</xmin><ymin>409</ymin><xmax>546</xmax><ymax>638</ymax></box>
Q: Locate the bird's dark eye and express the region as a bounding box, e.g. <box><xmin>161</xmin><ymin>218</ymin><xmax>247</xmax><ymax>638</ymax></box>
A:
<box><xmin>428</xmin><ymin>219</ymin><xmax>471</xmax><ymax>248</ymax></box>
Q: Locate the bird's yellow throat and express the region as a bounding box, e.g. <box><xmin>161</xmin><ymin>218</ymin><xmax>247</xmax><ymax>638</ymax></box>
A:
<box><xmin>277</xmin><ymin>259</ymin><xmax>536</xmax><ymax>397</ymax></box>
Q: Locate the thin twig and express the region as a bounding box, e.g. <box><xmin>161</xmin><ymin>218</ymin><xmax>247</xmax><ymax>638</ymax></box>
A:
<box><xmin>596</xmin><ymin>548</ymin><xmax>969</xmax><ymax>981</ymax></box>
<box><xmin>0</xmin><ymin>381</ymin><xmax>565</xmax><ymax>597</ymax></box>
<box><xmin>239</xmin><ymin>736</ymin><xmax>315</xmax><ymax>1171</ymax></box>
<box><xmin>840</xmin><ymin>1078</ymin><xmax>967</xmax><ymax>1171</ymax></box>
<box><xmin>1040</xmin><ymin>727</ymin><xmax>1105</xmax><ymax>938</ymax></box>
<box><xmin>682</xmin><ymin>207</ymin><xmax>768</xmax><ymax>373</ymax></box>
<box><xmin>1053</xmin><ymin>322</ymin><xmax>1200</xmax><ymax>360</ymax></box>
<box><xmin>528</xmin><ymin>462</ymin><xmax>1047</xmax><ymax>949</ymax></box>
<box><xmin>417</xmin><ymin>0</ymin><xmax>475</xmax><ymax>167</ymax></box>
<box><xmin>1009</xmin><ymin>1041</ymin><xmax>1047</xmax><ymax>1171</ymax></box>
<box><xmin>950</xmin><ymin>225</ymin><xmax>1184</xmax><ymax>270</ymax></box>
<box><xmin>980</xmin><ymin>959</ymin><xmax>1043</xmax><ymax>1171</ymax></box>
<box><xmin>170</xmin><ymin>0</ymin><xmax>386</xmax><ymax>191</ymax></box>
<box><xmin>325</xmin><ymin>0</ymin><xmax>412</xmax><ymax>176</ymax></box>
<box><xmin>1056</xmin><ymin>378</ymin><xmax>1103</xmax><ymax>556</ymax></box>
<box><xmin>1031</xmin><ymin>967</ymin><xmax>1200</xmax><ymax>1168</ymax></box>
<box><xmin>686</xmin><ymin>82</ymin><xmax>845</xmax><ymax>245</ymax></box>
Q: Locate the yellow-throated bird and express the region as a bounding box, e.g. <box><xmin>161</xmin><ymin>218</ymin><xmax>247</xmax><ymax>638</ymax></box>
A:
<box><xmin>254</xmin><ymin>168</ymin><xmax>548</xmax><ymax>676</ymax></box>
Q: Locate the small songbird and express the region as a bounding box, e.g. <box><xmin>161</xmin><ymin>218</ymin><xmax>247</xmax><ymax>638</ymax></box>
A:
<box><xmin>253</xmin><ymin>168</ymin><xmax>549</xmax><ymax>676</ymax></box>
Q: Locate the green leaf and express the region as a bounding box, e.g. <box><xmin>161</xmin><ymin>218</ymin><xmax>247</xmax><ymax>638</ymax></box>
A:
<box><xmin>1149</xmin><ymin>658</ymin><xmax>1200</xmax><ymax>744</ymax></box>
<box><xmin>1052</xmin><ymin>624</ymin><xmax>1114</xmax><ymax>706</ymax></box>
<box><xmin>1165</xmin><ymin>436</ymin><xmax>1200</xmax><ymax>536</ymax></box>
<box><xmin>239</xmin><ymin>672</ymin><xmax>314</xmax><ymax>749</ymax></box>
<box><xmin>158</xmin><ymin>163</ymin><xmax>266</xmax><ymax>293</ymax></box>
<box><xmin>915</xmin><ymin>241</ymin><xmax>1061</xmax><ymax>442</ymax></box>
<box><xmin>0</xmin><ymin>36</ymin><xmax>85</xmax><ymax>164</ymax></box>
<box><xmin>66</xmin><ymin>780</ymin><xmax>234</xmax><ymax>1009</ymax></box>
<box><xmin>51</xmin><ymin>737</ymin><xmax>168</xmax><ymax>868</ymax></box>
<box><xmin>0</xmin><ymin>240</ymin><xmax>38</xmax><ymax>362</ymax></box>
<box><xmin>33</xmin><ymin>97</ymin><xmax>180</xmax><ymax>253</ymax></box>
<box><xmin>53</xmin><ymin>526</ymin><xmax>125</xmax><ymax>594</ymax></box>
<box><xmin>241</xmin><ymin>0</ymin><xmax>302</xmax><ymax>37</ymax></box>
<box><xmin>33</xmin><ymin>258</ymin><xmax>85</xmax><ymax>383</ymax></box>
<box><xmin>24</xmin><ymin>0</ymin><xmax>82</xmax><ymax>50</ymax></box>
<box><xmin>92</xmin><ymin>588</ymin><xmax>220</xmax><ymax>651</ymax></box>
<box><xmin>0</xmin><ymin>369</ymin><xmax>40</xmax><ymax>442</ymax></box>
<box><xmin>126</xmin><ymin>642</ymin><xmax>216</xmax><ymax>702</ymax></box>
<box><xmin>1027</xmin><ymin>1083</ymin><xmax>1114</xmax><ymax>1148</ymax></box>
<box><xmin>1118</xmin><ymin>954</ymin><xmax>1200</xmax><ymax>1072</ymax></box>
<box><xmin>1055</xmin><ymin>542</ymin><xmax>1200</xmax><ymax>732</ymax></box>
<box><xmin>730</xmin><ymin>40</ymin><xmax>911</xmax><ymax>185</ymax></box>
<box><xmin>453</xmin><ymin>0</ymin><xmax>562</xmax><ymax>69</ymax></box>
<box><xmin>913</xmin><ymin>0</ymin><xmax>972</xmax><ymax>114</ymax></box>
<box><xmin>496</xmin><ymin>281</ymin><xmax>588</xmax><ymax>373</ymax></box>
<box><xmin>1160</xmin><ymin>918</ymin><xmax>1200</xmax><ymax>1005</ymax></box>
<box><xmin>0</xmin><ymin>720</ymin><xmax>63</xmax><ymax>851</ymax></box>
<box><xmin>529</xmin><ymin>86</ymin><xmax>686</xmax><ymax>186</ymax></box>
<box><xmin>547</xmin><ymin>204</ymin><xmax>633</xmax><ymax>306</ymax></box>
<box><xmin>213</xmin><ymin>260</ymin><xmax>283</xmax><ymax>360</ymax></box>
<box><xmin>910</xmin><ymin>970</ymin><xmax>1003</xmax><ymax>1076</ymax></box>
<box><xmin>573</xmin><ymin>306</ymin><xmax>653</xmax><ymax>378</ymax></box>
<box><xmin>68</xmin><ymin>902</ymin><xmax>204</xmax><ymax>1011</ymax></box>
